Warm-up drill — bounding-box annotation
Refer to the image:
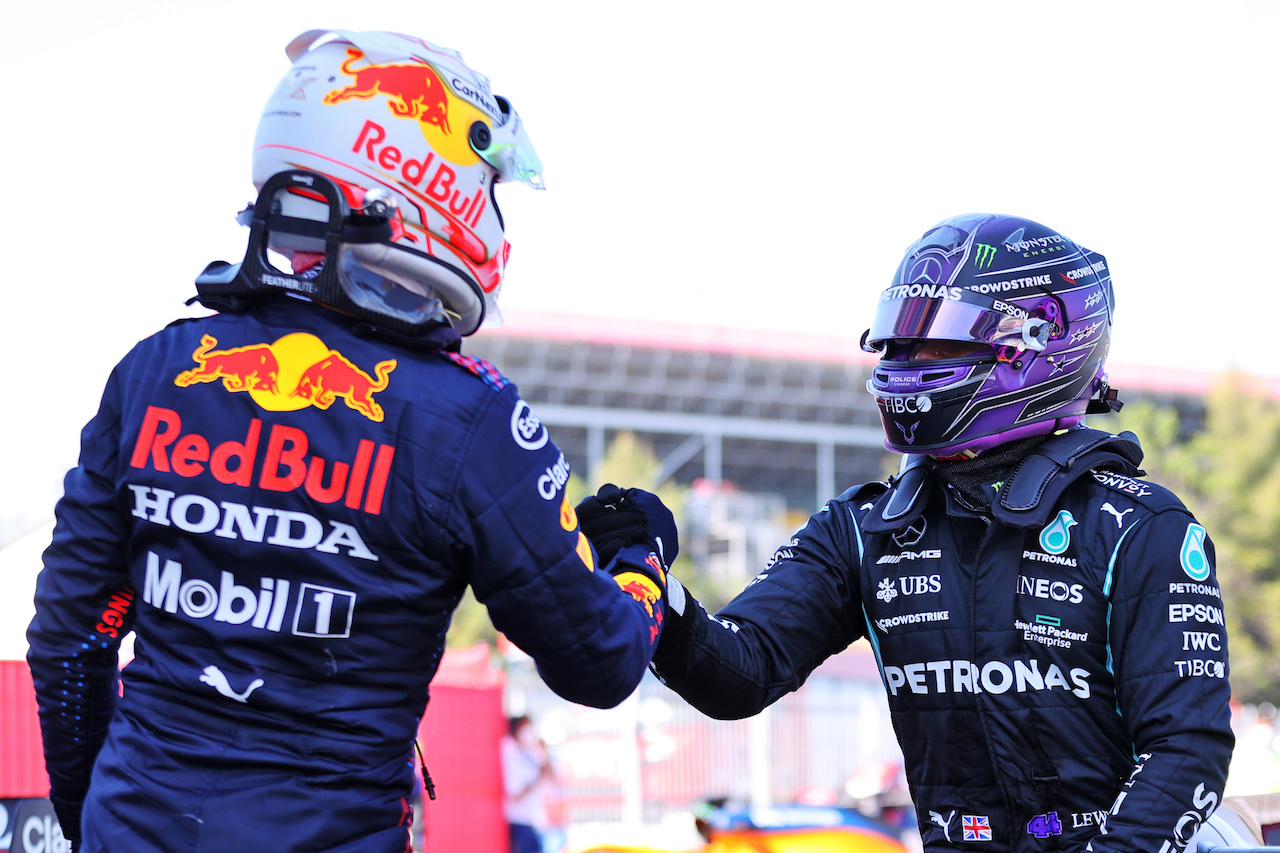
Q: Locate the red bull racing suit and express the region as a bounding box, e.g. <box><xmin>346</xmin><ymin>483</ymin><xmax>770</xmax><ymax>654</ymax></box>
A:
<box><xmin>651</xmin><ymin>430</ymin><xmax>1234</xmax><ymax>853</ymax></box>
<box><xmin>27</xmin><ymin>299</ymin><xmax>666</xmax><ymax>853</ymax></box>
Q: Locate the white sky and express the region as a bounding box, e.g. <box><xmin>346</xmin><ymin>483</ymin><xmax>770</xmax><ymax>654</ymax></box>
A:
<box><xmin>2</xmin><ymin>0</ymin><xmax>1278</xmax><ymax>542</ymax></box>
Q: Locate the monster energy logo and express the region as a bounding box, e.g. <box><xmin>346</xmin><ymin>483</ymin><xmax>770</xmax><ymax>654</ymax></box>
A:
<box><xmin>975</xmin><ymin>244</ymin><xmax>997</xmax><ymax>269</ymax></box>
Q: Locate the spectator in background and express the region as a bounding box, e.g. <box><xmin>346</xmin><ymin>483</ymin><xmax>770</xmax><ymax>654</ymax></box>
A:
<box><xmin>503</xmin><ymin>715</ymin><xmax>556</xmax><ymax>853</ymax></box>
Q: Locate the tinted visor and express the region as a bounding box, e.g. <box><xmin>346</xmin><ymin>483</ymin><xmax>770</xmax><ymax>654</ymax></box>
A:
<box><xmin>475</xmin><ymin>97</ymin><xmax>544</xmax><ymax>189</ymax></box>
<box><xmin>864</xmin><ymin>287</ymin><xmax>1048</xmax><ymax>352</ymax></box>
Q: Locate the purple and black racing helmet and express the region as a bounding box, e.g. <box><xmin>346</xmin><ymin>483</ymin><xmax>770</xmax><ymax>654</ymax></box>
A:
<box><xmin>862</xmin><ymin>213</ymin><xmax>1122</xmax><ymax>457</ymax></box>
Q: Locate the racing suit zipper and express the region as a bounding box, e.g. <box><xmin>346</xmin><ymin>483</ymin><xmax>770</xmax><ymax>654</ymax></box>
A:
<box><xmin>968</xmin><ymin>518</ymin><xmax>1023</xmax><ymax>850</ymax></box>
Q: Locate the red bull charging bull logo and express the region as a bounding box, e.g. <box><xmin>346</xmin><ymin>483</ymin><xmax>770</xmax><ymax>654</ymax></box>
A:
<box><xmin>323</xmin><ymin>49</ymin><xmax>487</xmax><ymax>167</ymax></box>
<box><xmin>324</xmin><ymin>48</ymin><xmax>453</xmax><ymax>133</ymax></box>
<box><xmin>613</xmin><ymin>571</ymin><xmax>664</xmax><ymax>642</ymax></box>
<box><xmin>176</xmin><ymin>334</ymin><xmax>396</xmax><ymax>422</ymax></box>
<box><xmin>576</xmin><ymin>533</ymin><xmax>595</xmax><ymax>573</ymax></box>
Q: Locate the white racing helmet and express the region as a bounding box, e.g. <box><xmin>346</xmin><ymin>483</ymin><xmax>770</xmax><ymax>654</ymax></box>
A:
<box><xmin>250</xmin><ymin>29</ymin><xmax>544</xmax><ymax>336</ymax></box>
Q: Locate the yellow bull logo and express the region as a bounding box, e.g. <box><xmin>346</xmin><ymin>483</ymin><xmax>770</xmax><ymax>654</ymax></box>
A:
<box><xmin>175</xmin><ymin>333</ymin><xmax>396</xmax><ymax>422</ymax></box>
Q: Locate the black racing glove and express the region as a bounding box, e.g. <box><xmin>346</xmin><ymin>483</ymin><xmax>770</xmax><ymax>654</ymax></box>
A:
<box><xmin>575</xmin><ymin>483</ymin><xmax>650</xmax><ymax>567</ymax></box>
<box><xmin>577</xmin><ymin>484</ymin><xmax>682</xmax><ymax>647</ymax></box>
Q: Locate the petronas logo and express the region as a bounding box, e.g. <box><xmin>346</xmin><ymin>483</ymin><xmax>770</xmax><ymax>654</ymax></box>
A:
<box><xmin>975</xmin><ymin>244</ymin><xmax>997</xmax><ymax>269</ymax></box>
<box><xmin>1180</xmin><ymin>524</ymin><xmax>1211</xmax><ymax>580</ymax></box>
<box><xmin>1039</xmin><ymin>510</ymin><xmax>1078</xmax><ymax>555</ymax></box>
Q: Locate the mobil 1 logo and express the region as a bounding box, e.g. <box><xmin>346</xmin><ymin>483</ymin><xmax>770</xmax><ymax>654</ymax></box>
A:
<box><xmin>293</xmin><ymin>583</ymin><xmax>357</xmax><ymax>638</ymax></box>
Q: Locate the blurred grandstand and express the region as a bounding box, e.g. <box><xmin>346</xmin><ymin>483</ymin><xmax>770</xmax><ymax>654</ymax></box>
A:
<box><xmin>470</xmin><ymin>310</ymin><xmax>1221</xmax><ymax>585</ymax></box>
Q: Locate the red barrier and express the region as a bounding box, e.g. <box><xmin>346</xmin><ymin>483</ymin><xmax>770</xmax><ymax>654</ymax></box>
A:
<box><xmin>0</xmin><ymin>662</ymin><xmax>48</xmax><ymax>799</ymax></box>
<box><xmin>418</xmin><ymin>645</ymin><xmax>507</xmax><ymax>853</ymax></box>
<box><xmin>3</xmin><ymin>646</ymin><xmax>508</xmax><ymax>852</ymax></box>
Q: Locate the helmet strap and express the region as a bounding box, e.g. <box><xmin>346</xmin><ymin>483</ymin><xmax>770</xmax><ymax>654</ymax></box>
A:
<box><xmin>1085</xmin><ymin>382</ymin><xmax>1123</xmax><ymax>415</ymax></box>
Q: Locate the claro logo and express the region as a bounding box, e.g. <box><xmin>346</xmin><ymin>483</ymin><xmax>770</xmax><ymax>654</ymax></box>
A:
<box><xmin>883</xmin><ymin>658</ymin><xmax>1091</xmax><ymax>699</ymax></box>
<box><xmin>538</xmin><ymin>452</ymin><xmax>570</xmax><ymax>500</ymax></box>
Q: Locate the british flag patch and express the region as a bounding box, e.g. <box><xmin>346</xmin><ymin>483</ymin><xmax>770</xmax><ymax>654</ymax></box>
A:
<box><xmin>963</xmin><ymin>815</ymin><xmax>992</xmax><ymax>841</ymax></box>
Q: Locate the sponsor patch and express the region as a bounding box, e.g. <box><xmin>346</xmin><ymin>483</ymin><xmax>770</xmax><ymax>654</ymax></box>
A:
<box><xmin>876</xmin><ymin>578</ymin><xmax>898</xmax><ymax>602</ymax></box>
<box><xmin>143</xmin><ymin>551</ymin><xmax>357</xmax><ymax>638</ymax></box>
<box><xmin>559</xmin><ymin>494</ymin><xmax>577</xmax><ymax>530</ymax></box>
<box><xmin>964</xmin><ymin>815</ymin><xmax>993</xmax><ymax>841</ymax></box>
<box><xmin>1026</xmin><ymin>812</ymin><xmax>1063</xmax><ymax>839</ymax></box>
<box><xmin>1017</xmin><ymin>575</ymin><xmax>1083</xmax><ymax>603</ymax></box>
<box><xmin>1100</xmin><ymin>502</ymin><xmax>1134</xmax><ymax>528</ymax></box>
<box><xmin>875</xmin><ymin>610</ymin><xmax>949</xmax><ymax>632</ymax></box>
<box><xmin>613</xmin><ymin>571</ymin><xmax>664</xmax><ymax>643</ymax></box>
<box><xmin>510</xmin><ymin>399</ymin><xmax>549</xmax><ymax>450</ymax></box>
<box><xmin>1039</xmin><ymin>510</ymin><xmax>1077</xmax><ymax>555</ymax></box>
<box><xmin>539</xmin><ymin>453</ymin><xmax>571</xmax><ymax>500</ymax></box>
<box><xmin>176</xmin><ymin>333</ymin><xmax>396</xmax><ymax>422</ymax></box>
<box><xmin>1180</xmin><ymin>524</ymin><xmax>1210</xmax><ymax>580</ymax></box>
<box><xmin>882</xmin><ymin>658</ymin><xmax>1090</xmax><ymax>699</ymax></box>
<box><xmin>576</xmin><ymin>532</ymin><xmax>595</xmax><ymax>572</ymax></box>
<box><xmin>1092</xmin><ymin>471</ymin><xmax>1152</xmax><ymax>498</ymax></box>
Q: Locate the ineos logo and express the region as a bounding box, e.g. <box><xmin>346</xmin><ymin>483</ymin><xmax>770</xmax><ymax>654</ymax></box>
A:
<box><xmin>511</xmin><ymin>399</ymin><xmax>548</xmax><ymax>450</ymax></box>
<box><xmin>1156</xmin><ymin>783</ymin><xmax>1218</xmax><ymax>853</ymax></box>
<box><xmin>1017</xmin><ymin>575</ymin><xmax>1084</xmax><ymax>604</ymax></box>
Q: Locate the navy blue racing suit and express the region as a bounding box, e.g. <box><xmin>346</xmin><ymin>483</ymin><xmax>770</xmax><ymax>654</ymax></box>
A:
<box><xmin>27</xmin><ymin>298</ymin><xmax>666</xmax><ymax>853</ymax></box>
<box><xmin>651</xmin><ymin>432</ymin><xmax>1233</xmax><ymax>853</ymax></box>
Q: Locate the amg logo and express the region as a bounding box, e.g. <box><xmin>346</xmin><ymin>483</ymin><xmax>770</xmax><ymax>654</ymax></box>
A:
<box><xmin>877</xmin><ymin>551</ymin><xmax>942</xmax><ymax>564</ymax></box>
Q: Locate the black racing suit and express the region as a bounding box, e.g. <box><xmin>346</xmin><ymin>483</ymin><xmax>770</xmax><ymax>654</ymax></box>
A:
<box><xmin>652</xmin><ymin>430</ymin><xmax>1233</xmax><ymax>853</ymax></box>
<box><xmin>27</xmin><ymin>298</ymin><xmax>666</xmax><ymax>853</ymax></box>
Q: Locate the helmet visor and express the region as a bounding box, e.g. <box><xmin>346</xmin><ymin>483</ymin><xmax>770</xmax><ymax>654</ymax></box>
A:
<box><xmin>476</xmin><ymin>98</ymin><xmax>544</xmax><ymax>189</ymax></box>
<box><xmin>864</xmin><ymin>288</ymin><xmax>1050</xmax><ymax>352</ymax></box>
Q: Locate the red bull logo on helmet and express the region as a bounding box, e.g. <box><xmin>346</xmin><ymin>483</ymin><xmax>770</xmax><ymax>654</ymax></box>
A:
<box><xmin>176</xmin><ymin>334</ymin><xmax>395</xmax><ymax>423</ymax></box>
<box><xmin>324</xmin><ymin>48</ymin><xmax>489</xmax><ymax>168</ymax></box>
<box><xmin>324</xmin><ymin>48</ymin><xmax>453</xmax><ymax>132</ymax></box>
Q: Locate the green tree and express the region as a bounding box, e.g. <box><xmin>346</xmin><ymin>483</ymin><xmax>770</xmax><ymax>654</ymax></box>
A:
<box><xmin>444</xmin><ymin>586</ymin><xmax>496</xmax><ymax>648</ymax></box>
<box><xmin>1112</xmin><ymin>376</ymin><xmax>1280</xmax><ymax>703</ymax></box>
